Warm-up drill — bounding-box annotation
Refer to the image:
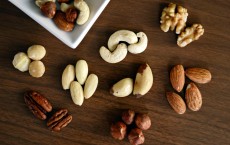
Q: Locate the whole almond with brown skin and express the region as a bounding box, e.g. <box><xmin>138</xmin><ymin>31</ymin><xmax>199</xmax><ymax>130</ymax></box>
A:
<box><xmin>185</xmin><ymin>83</ymin><xmax>202</xmax><ymax>111</ymax></box>
<box><xmin>185</xmin><ymin>68</ymin><xmax>212</xmax><ymax>84</ymax></box>
<box><xmin>54</xmin><ymin>11</ymin><xmax>75</xmax><ymax>32</ymax></box>
<box><xmin>166</xmin><ymin>92</ymin><xmax>186</xmax><ymax>114</ymax></box>
<box><xmin>170</xmin><ymin>65</ymin><xmax>185</xmax><ymax>92</ymax></box>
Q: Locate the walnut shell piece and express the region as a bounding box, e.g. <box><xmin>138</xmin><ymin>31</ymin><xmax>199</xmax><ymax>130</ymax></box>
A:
<box><xmin>53</xmin><ymin>11</ymin><xmax>75</xmax><ymax>32</ymax></box>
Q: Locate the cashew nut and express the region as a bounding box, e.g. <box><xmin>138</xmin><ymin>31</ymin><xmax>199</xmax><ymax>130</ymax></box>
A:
<box><xmin>110</xmin><ymin>78</ymin><xmax>134</xmax><ymax>97</ymax></box>
<box><xmin>133</xmin><ymin>63</ymin><xmax>153</xmax><ymax>97</ymax></box>
<box><xmin>128</xmin><ymin>32</ymin><xmax>148</xmax><ymax>54</ymax></box>
<box><xmin>35</xmin><ymin>0</ymin><xmax>55</xmax><ymax>8</ymax></box>
<box><xmin>99</xmin><ymin>43</ymin><xmax>128</xmax><ymax>63</ymax></box>
<box><xmin>74</xmin><ymin>0</ymin><xmax>90</xmax><ymax>25</ymax></box>
<box><xmin>108</xmin><ymin>30</ymin><xmax>138</xmax><ymax>51</ymax></box>
<box><xmin>60</xmin><ymin>3</ymin><xmax>74</xmax><ymax>13</ymax></box>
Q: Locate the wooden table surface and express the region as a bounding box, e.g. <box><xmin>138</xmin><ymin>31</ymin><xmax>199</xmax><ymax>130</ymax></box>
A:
<box><xmin>0</xmin><ymin>0</ymin><xmax>229</xmax><ymax>145</ymax></box>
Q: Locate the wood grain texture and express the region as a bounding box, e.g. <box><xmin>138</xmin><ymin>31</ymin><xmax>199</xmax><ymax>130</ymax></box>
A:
<box><xmin>0</xmin><ymin>0</ymin><xmax>230</xmax><ymax>145</ymax></box>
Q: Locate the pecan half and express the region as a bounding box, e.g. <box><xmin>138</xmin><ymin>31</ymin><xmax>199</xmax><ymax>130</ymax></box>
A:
<box><xmin>47</xmin><ymin>109</ymin><xmax>73</xmax><ymax>132</ymax></box>
<box><xmin>24</xmin><ymin>91</ymin><xmax>52</xmax><ymax>120</ymax></box>
<box><xmin>54</xmin><ymin>11</ymin><xmax>75</xmax><ymax>32</ymax></box>
<box><xmin>66</xmin><ymin>8</ymin><xmax>78</xmax><ymax>23</ymax></box>
<box><xmin>58</xmin><ymin>0</ymin><xmax>70</xmax><ymax>3</ymax></box>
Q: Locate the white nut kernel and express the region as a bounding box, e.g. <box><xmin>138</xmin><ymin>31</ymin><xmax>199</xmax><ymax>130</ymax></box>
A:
<box><xmin>62</xmin><ymin>65</ymin><xmax>75</xmax><ymax>90</ymax></box>
<box><xmin>70</xmin><ymin>81</ymin><xmax>84</xmax><ymax>106</ymax></box>
<box><xmin>128</xmin><ymin>32</ymin><xmax>148</xmax><ymax>54</ymax></box>
<box><xmin>110</xmin><ymin>78</ymin><xmax>133</xmax><ymax>97</ymax></box>
<box><xmin>29</xmin><ymin>61</ymin><xmax>45</xmax><ymax>78</ymax></box>
<box><xmin>99</xmin><ymin>43</ymin><xmax>128</xmax><ymax>64</ymax></box>
<box><xmin>27</xmin><ymin>45</ymin><xmax>46</xmax><ymax>61</ymax></box>
<box><xmin>108</xmin><ymin>30</ymin><xmax>138</xmax><ymax>51</ymax></box>
<box><xmin>133</xmin><ymin>63</ymin><xmax>153</xmax><ymax>97</ymax></box>
<box><xmin>12</xmin><ymin>52</ymin><xmax>31</xmax><ymax>72</ymax></box>
<box><xmin>84</xmin><ymin>74</ymin><xmax>98</xmax><ymax>99</ymax></box>
<box><xmin>74</xmin><ymin>0</ymin><xmax>90</xmax><ymax>25</ymax></box>
<box><xmin>75</xmin><ymin>60</ymin><xmax>88</xmax><ymax>85</ymax></box>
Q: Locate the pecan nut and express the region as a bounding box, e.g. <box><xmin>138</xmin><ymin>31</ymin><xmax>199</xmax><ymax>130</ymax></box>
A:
<box><xmin>24</xmin><ymin>91</ymin><xmax>52</xmax><ymax>120</ymax></box>
<box><xmin>66</xmin><ymin>8</ymin><xmax>78</xmax><ymax>23</ymax></box>
<box><xmin>47</xmin><ymin>109</ymin><xmax>72</xmax><ymax>132</ymax></box>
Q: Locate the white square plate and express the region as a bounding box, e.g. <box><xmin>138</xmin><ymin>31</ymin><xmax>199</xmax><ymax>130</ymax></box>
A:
<box><xmin>9</xmin><ymin>0</ymin><xmax>110</xmax><ymax>49</ymax></box>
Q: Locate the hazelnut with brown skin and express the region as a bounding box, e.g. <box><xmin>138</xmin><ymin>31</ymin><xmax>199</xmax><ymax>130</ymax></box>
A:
<box><xmin>122</xmin><ymin>109</ymin><xmax>135</xmax><ymax>125</ymax></box>
<box><xmin>40</xmin><ymin>1</ymin><xmax>56</xmax><ymax>18</ymax></box>
<box><xmin>128</xmin><ymin>128</ymin><xmax>145</xmax><ymax>145</ymax></box>
<box><xmin>110</xmin><ymin>121</ymin><xmax>127</xmax><ymax>140</ymax></box>
<box><xmin>135</xmin><ymin>114</ymin><xmax>151</xmax><ymax>130</ymax></box>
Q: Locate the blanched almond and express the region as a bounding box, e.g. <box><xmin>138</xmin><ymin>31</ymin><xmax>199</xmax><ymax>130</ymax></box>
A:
<box><xmin>62</xmin><ymin>65</ymin><xmax>75</xmax><ymax>90</ymax></box>
<box><xmin>75</xmin><ymin>60</ymin><xmax>88</xmax><ymax>85</ymax></box>
<box><xmin>70</xmin><ymin>81</ymin><xmax>84</xmax><ymax>106</ymax></box>
<box><xmin>84</xmin><ymin>74</ymin><xmax>98</xmax><ymax>99</ymax></box>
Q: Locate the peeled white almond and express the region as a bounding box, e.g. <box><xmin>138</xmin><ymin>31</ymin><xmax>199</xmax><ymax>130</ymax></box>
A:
<box><xmin>84</xmin><ymin>74</ymin><xmax>98</xmax><ymax>99</ymax></box>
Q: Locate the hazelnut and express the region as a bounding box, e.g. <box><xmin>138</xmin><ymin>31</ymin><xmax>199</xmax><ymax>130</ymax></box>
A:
<box><xmin>110</xmin><ymin>121</ymin><xmax>127</xmax><ymax>140</ymax></box>
<box><xmin>66</xmin><ymin>8</ymin><xmax>78</xmax><ymax>23</ymax></box>
<box><xmin>29</xmin><ymin>61</ymin><xmax>45</xmax><ymax>78</ymax></box>
<box><xmin>41</xmin><ymin>1</ymin><xmax>56</xmax><ymax>18</ymax></box>
<box><xmin>12</xmin><ymin>52</ymin><xmax>31</xmax><ymax>72</ymax></box>
<box><xmin>27</xmin><ymin>45</ymin><xmax>46</xmax><ymax>61</ymax></box>
<box><xmin>128</xmin><ymin>128</ymin><xmax>145</xmax><ymax>145</ymax></box>
<box><xmin>121</xmin><ymin>109</ymin><xmax>135</xmax><ymax>125</ymax></box>
<box><xmin>135</xmin><ymin>114</ymin><xmax>151</xmax><ymax>130</ymax></box>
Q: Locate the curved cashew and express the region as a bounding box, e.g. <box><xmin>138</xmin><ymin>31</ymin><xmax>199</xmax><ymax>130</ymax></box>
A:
<box><xmin>74</xmin><ymin>0</ymin><xmax>90</xmax><ymax>25</ymax></box>
<box><xmin>35</xmin><ymin>0</ymin><xmax>55</xmax><ymax>8</ymax></box>
<box><xmin>60</xmin><ymin>3</ymin><xmax>74</xmax><ymax>13</ymax></box>
<box><xmin>128</xmin><ymin>32</ymin><xmax>148</xmax><ymax>54</ymax></box>
<box><xmin>108</xmin><ymin>30</ymin><xmax>138</xmax><ymax>51</ymax></box>
<box><xmin>99</xmin><ymin>43</ymin><xmax>128</xmax><ymax>63</ymax></box>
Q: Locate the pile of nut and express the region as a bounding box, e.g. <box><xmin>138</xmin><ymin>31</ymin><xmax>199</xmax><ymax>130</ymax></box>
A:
<box><xmin>111</xmin><ymin>109</ymin><xmax>151</xmax><ymax>145</ymax></box>
<box><xmin>167</xmin><ymin>65</ymin><xmax>212</xmax><ymax>114</ymax></box>
<box><xmin>160</xmin><ymin>3</ymin><xmax>204</xmax><ymax>47</ymax></box>
<box><xmin>99</xmin><ymin>30</ymin><xmax>148</xmax><ymax>63</ymax></box>
<box><xmin>35</xmin><ymin>0</ymin><xmax>90</xmax><ymax>31</ymax></box>
<box><xmin>12</xmin><ymin>45</ymin><xmax>46</xmax><ymax>78</ymax></box>
<box><xmin>110</xmin><ymin>63</ymin><xmax>153</xmax><ymax>98</ymax></box>
<box><xmin>24</xmin><ymin>90</ymin><xmax>72</xmax><ymax>131</ymax></box>
<box><xmin>62</xmin><ymin>60</ymin><xmax>98</xmax><ymax>106</ymax></box>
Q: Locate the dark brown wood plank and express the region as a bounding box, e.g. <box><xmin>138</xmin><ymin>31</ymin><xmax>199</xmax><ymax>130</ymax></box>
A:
<box><xmin>0</xmin><ymin>0</ymin><xmax>229</xmax><ymax>145</ymax></box>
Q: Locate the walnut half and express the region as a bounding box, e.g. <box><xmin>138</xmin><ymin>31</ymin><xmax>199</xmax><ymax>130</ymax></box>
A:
<box><xmin>177</xmin><ymin>24</ymin><xmax>204</xmax><ymax>47</ymax></box>
<box><xmin>160</xmin><ymin>3</ymin><xmax>188</xmax><ymax>34</ymax></box>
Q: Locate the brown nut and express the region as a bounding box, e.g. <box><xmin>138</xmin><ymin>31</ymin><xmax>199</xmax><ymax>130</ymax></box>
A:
<box><xmin>128</xmin><ymin>128</ymin><xmax>145</xmax><ymax>145</ymax></box>
<box><xmin>122</xmin><ymin>109</ymin><xmax>135</xmax><ymax>125</ymax></box>
<box><xmin>170</xmin><ymin>65</ymin><xmax>185</xmax><ymax>92</ymax></box>
<box><xmin>135</xmin><ymin>114</ymin><xmax>151</xmax><ymax>130</ymax></box>
<box><xmin>54</xmin><ymin>11</ymin><xmax>75</xmax><ymax>32</ymax></box>
<box><xmin>58</xmin><ymin>0</ymin><xmax>70</xmax><ymax>3</ymax></box>
<box><xmin>47</xmin><ymin>109</ymin><xmax>73</xmax><ymax>132</ymax></box>
<box><xmin>41</xmin><ymin>1</ymin><xmax>56</xmax><ymax>18</ymax></box>
<box><xmin>24</xmin><ymin>91</ymin><xmax>52</xmax><ymax>120</ymax></box>
<box><xmin>110</xmin><ymin>121</ymin><xmax>127</xmax><ymax>140</ymax></box>
<box><xmin>66</xmin><ymin>8</ymin><xmax>78</xmax><ymax>23</ymax></box>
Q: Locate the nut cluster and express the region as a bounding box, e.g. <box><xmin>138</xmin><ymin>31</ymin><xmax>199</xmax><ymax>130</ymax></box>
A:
<box><xmin>61</xmin><ymin>60</ymin><xmax>99</xmax><ymax>106</ymax></box>
<box><xmin>35</xmin><ymin>0</ymin><xmax>90</xmax><ymax>31</ymax></box>
<box><xmin>110</xmin><ymin>63</ymin><xmax>153</xmax><ymax>98</ymax></box>
<box><xmin>167</xmin><ymin>64</ymin><xmax>212</xmax><ymax>114</ymax></box>
<box><xmin>110</xmin><ymin>109</ymin><xmax>151</xmax><ymax>145</ymax></box>
<box><xmin>24</xmin><ymin>90</ymin><xmax>72</xmax><ymax>132</ymax></box>
<box><xmin>160</xmin><ymin>3</ymin><xmax>204</xmax><ymax>47</ymax></box>
<box><xmin>12</xmin><ymin>45</ymin><xmax>46</xmax><ymax>78</ymax></box>
<box><xmin>99</xmin><ymin>30</ymin><xmax>148</xmax><ymax>63</ymax></box>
